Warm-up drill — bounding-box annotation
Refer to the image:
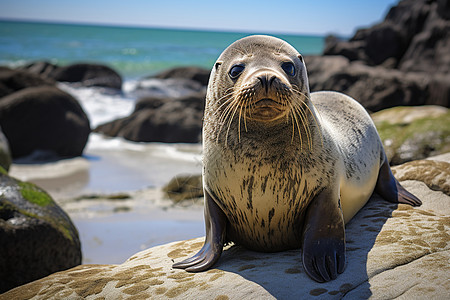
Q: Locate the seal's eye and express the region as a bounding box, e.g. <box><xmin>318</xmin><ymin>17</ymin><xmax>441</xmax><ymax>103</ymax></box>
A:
<box><xmin>229</xmin><ymin>64</ymin><xmax>245</xmax><ymax>79</ymax></box>
<box><xmin>282</xmin><ymin>62</ymin><xmax>296</xmax><ymax>76</ymax></box>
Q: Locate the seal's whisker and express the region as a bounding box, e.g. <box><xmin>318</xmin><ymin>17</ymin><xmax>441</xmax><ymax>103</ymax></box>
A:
<box><xmin>215</xmin><ymin>90</ymin><xmax>235</xmax><ymax>115</ymax></box>
<box><xmin>217</xmin><ymin>100</ymin><xmax>233</xmax><ymax>125</ymax></box>
<box><xmin>221</xmin><ymin>99</ymin><xmax>238</xmax><ymax>126</ymax></box>
<box><xmin>291</xmin><ymin>87</ymin><xmax>324</xmax><ymax>149</ymax></box>
<box><xmin>291</xmin><ymin>86</ymin><xmax>310</xmax><ymax>100</ymax></box>
<box><xmin>285</xmin><ymin>96</ymin><xmax>296</xmax><ymax>144</ymax></box>
<box><xmin>216</xmin><ymin>94</ymin><xmax>239</xmax><ymax>143</ymax></box>
<box><xmin>291</xmin><ymin>101</ymin><xmax>314</xmax><ymax>152</ymax></box>
<box><xmin>225</xmin><ymin>99</ymin><xmax>241</xmax><ymax>147</ymax></box>
<box><xmin>217</xmin><ymin>99</ymin><xmax>234</xmax><ymax>129</ymax></box>
<box><xmin>218</xmin><ymin>102</ymin><xmax>236</xmax><ymax>144</ymax></box>
<box><xmin>217</xmin><ymin>89</ymin><xmax>238</xmax><ymax>124</ymax></box>
<box><xmin>289</xmin><ymin>112</ymin><xmax>295</xmax><ymax>144</ymax></box>
<box><xmin>298</xmin><ymin>105</ymin><xmax>313</xmax><ymax>151</ymax></box>
<box><xmin>219</xmin><ymin>88</ymin><xmax>244</xmax><ymax>145</ymax></box>
<box><xmin>243</xmin><ymin>93</ymin><xmax>249</xmax><ymax>132</ymax></box>
<box><xmin>238</xmin><ymin>95</ymin><xmax>245</xmax><ymax>142</ymax></box>
<box><xmin>287</xmin><ymin>101</ymin><xmax>303</xmax><ymax>150</ymax></box>
<box><xmin>293</xmin><ymin>103</ymin><xmax>312</xmax><ymax>152</ymax></box>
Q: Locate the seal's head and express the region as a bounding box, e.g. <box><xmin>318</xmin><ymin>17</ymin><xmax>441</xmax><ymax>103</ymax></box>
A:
<box><xmin>208</xmin><ymin>35</ymin><xmax>309</xmax><ymax>121</ymax></box>
<box><xmin>206</xmin><ymin>35</ymin><xmax>313</xmax><ymax>146</ymax></box>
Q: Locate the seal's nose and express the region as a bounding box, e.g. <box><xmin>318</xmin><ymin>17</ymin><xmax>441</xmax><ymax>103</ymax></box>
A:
<box><xmin>258</xmin><ymin>75</ymin><xmax>276</xmax><ymax>94</ymax></box>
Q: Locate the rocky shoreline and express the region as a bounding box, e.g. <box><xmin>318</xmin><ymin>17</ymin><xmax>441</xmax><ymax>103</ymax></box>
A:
<box><xmin>2</xmin><ymin>153</ymin><xmax>449</xmax><ymax>299</ymax></box>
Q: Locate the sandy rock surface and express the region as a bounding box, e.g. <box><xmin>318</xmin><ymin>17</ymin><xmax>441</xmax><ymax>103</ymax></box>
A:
<box><xmin>2</xmin><ymin>154</ymin><xmax>449</xmax><ymax>299</ymax></box>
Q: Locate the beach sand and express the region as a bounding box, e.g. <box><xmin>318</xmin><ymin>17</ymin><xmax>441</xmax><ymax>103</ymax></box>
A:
<box><xmin>9</xmin><ymin>148</ymin><xmax>205</xmax><ymax>265</ymax></box>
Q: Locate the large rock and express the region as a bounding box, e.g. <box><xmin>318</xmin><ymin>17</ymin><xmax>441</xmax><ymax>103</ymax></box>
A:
<box><xmin>18</xmin><ymin>61</ymin><xmax>58</xmax><ymax>78</ymax></box>
<box><xmin>152</xmin><ymin>66</ymin><xmax>211</xmax><ymax>86</ymax></box>
<box><xmin>0</xmin><ymin>86</ymin><xmax>91</xmax><ymax>159</ymax></box>
<box><xmin>49</xmin><ymin>63</ymin><xmax>123</xmax><ymax>90</ymax></box>
<box><xmin>22</xmin><ymin>62</ymin><xmax>123</xmax><ymax>90</ymax></box>
<box><xmin>372</xmin><ymin>105</ymin><xmax>450</xmax><ymax>165</ymax></box>
<box><xmin>0</xmin><ymin>67</ymin><xmax>55</xmax><ymax>98</ymax></box>
<box><xmin>396</xmin><ymin>0</ymin><xmax>450</xmax><ymax>73</ymax></box>
<box><xmin>318</xmin><ymin>0</ymin><xmax>450</xmax><ymax>110</ymax></box>
<box><xmin>2</xmin><ymin>155</ymin><xmax>449</xmax><ymax>299</ymax></box>
<box><xmin>94</xmin><ymin>92</ymin><xmax>204</xmax><ymax>143</ymax></box>
<box><xmin>324</xmin><ymin>0</ymin><xmax>450</xmax><ymax>73</ymax></box>
<box><xmin>0</xmin><ymin>171</ymin><xmax>82</xmax><ymax>293</ymax></box>
<box><xmin>306</xmin><ymin>56</ymin><xmax>450</xmax><ymax>110</ymax></box>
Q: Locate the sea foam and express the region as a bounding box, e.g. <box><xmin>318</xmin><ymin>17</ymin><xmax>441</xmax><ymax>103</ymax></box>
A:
<box><xmin>59</xmin><ymin>81</ymin><xmax>202</xmax><ymax>191</ymax></box>
<box><xmin>58</xmin><ymin>82</ymin><xmax>136</xmax><ymax>128</ymax></box>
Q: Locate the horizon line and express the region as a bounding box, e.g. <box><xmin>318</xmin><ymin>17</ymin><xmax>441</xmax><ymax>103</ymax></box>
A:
<box><xmin>0</xmin><ymin>17</ymin><xmax>349</xmax><ymax>39</ymax></box>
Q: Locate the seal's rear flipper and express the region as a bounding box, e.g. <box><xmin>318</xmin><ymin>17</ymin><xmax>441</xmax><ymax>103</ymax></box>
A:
<box><xmin>172</xmin><ymin>189</ymin><xmax>227</xmax><ymax>272</ymax></box>
<box><xmin>375</xmin><ymin>156</ymin><xmax>422</xmax><ymax>206</ymax></box>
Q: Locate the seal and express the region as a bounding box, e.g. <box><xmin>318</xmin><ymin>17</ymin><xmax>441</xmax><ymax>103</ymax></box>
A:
<box><xmin>172</xmin><ymin>35</ymin><xmax>421</xmax><ymax>282</ymax></box>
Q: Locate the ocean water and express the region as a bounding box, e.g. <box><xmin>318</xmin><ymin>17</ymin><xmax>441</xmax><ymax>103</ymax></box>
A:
<box><xmin>0</xmin><ymin>20</ymin><xmax>324</xmax><ymax>79</ymax></box>
<box><xmin>2</xmin><ymin>20</ymin><xmax>324</xmax><ymax>192</ymax></box>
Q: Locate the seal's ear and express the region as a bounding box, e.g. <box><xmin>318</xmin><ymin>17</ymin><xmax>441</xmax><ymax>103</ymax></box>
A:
<box><xmin>298</xmin><ymin>55</ymin><xmax>304</xmax><ymax>63</ymax></box>
<box><xmin>215</xmin><ymin>62</ymin><xmax>222</xmax><ymax>70</ymax></box>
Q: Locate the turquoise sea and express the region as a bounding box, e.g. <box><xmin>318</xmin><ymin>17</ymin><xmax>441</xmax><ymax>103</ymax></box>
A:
<box><xmin>0</xmin><ymin>20</ymin><xmax>324</xmax><ymax>79</ymax></box>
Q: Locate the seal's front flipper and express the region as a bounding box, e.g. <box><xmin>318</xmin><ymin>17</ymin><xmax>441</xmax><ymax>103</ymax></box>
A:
<box><xmin>302</xmin><ymin>189</ymin><xmax>346</xmax><ymax>282</ymax></box>
<box><xmin>375</xmin><ymin>156</ymin><xmax>422</xmax><ymax>206</ymax></box>
<box><xmin>172</xmin><ymin>189</ymin><xmax>227</xmax><ymax>272</ymax></box>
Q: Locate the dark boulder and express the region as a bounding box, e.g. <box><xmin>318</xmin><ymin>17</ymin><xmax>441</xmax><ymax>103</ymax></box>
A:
<box><xmin>151</xmin><ymin>66</ymin><xmax>211</xmax><ymax>86</ymax></box>
<box><xmin>0</xmin><ymin>86</ymin><xmax>91</xmax><ymax>159</ymax></box>
<box><xmin>0</xmin><ymin>171</ymin><xmax>82</xmax><ymax>293</ymax></box>
<box><xmin>398</xmin><ymin>6</ymin><xmax>450</xmax><ymax>73</ymax></box>
<box><xmin>133</xmin><ymin>95</ymin><xmax>171</xmax><ymax>111</ymax></box>
<box><xmin>19</xmin><ymin>61</ymin><xmax>59</xmax><ymax>78</ymax></box>
<box><xmin>21</xmin><ymin>61</ymin><xmax>123</xmax><ymax>90</ymax></box>
<box><xmin>48</xmin><ymin>63</ymin><xmax>123</xmax><ymax>90</ymax></box>
<box><xmin>94</xmin><ymin>92</ymin><xmax>205</xmax><ymax>143</ymax></box>
<box><xmin>306</xmin><ymin>55</ymin><xmax>450</xmax><ymax>111</ymax></box>
<box><xmin>0</xmin><ymin>67</ymin><xmax>55</xmax><ymax>98</ymax></box>
<box><xmin>324</xmin><ymin>0</ymin><xmax>449</xmax><ymax>73</ymax></box>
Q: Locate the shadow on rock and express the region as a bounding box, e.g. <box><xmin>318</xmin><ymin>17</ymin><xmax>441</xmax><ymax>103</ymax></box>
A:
<box><xmin>211</xmin><ymin>194</ymin><xmax>395</xmax><ymax>299</ymax></box>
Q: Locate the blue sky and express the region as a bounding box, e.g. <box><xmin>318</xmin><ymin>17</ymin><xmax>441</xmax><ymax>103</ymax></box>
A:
<box><xmin>0</xmin><ymin>0</ymin><xmax>398</xmax><ymax>36</ymax></box>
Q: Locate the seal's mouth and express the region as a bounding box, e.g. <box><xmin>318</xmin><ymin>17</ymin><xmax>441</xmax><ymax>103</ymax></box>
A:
<box><xmin>253</xmin><ymin>98</ymin><xmax>282</xmax><ymax>107</ymax></box>
<box><xmin>246</xmin><ymin>98</ymin><xmax>286</xmax><ymax>121</ymax></box>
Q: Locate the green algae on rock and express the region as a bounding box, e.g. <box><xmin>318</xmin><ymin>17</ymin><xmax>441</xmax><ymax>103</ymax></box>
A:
<box><xmin>0</xmin><ymin>171</ymin><xmax>81</xmax><ymax>293</ymax></box>
<box><xmin>163</xmin><ymin>174</ymin><xmax>203</xmax><ymax>203</ymax></box>
<box><xmin>372</xmin><ymin>106</ymin><xmax>450</xmax><ymax>165</ymax></box>
<box><xmin>17</xmin><ymin>181</ymin><xmax>53</xmax><ymax>207</ymax></box>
